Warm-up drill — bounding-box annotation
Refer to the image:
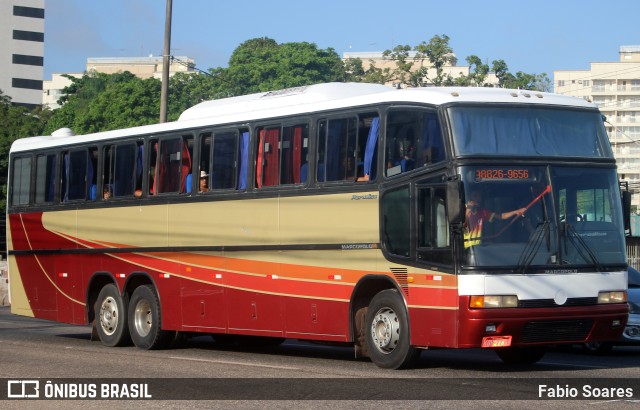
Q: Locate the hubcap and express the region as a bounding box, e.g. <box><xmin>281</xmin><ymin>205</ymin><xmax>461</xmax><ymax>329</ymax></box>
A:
<box><xmin>370</xmin><ymin>307</ymin><xmax>400</xmax><ymax>354</ymax></box>
<box><xmin>99</xmin><ymin>296</ymin><xmax>118</xmax><ymax>336</ymax></box>
<box><xmin>133</xmin><ymin>299</ymin><xmax>152</xmax><ymax>337</ymax></box>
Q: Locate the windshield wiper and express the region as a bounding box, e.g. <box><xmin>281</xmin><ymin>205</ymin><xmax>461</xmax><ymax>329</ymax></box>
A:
<box><xmin>562</xmin><ymin>222</ymin><xmax>604</xmax><ymax>272</ymax></box>
<box><xmin>516</xmin><ymin>220</ymin><xmax>550</xmax><ymax>274</ymax></box>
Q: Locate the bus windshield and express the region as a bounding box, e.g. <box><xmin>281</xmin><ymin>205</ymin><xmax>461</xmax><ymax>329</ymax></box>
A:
<box><xmin>449</xmin><ymin>106</ymin><xmax>613</xmax><ymax>158</ymax></box>
<box><xmin>461</xmin><ymin>165</ymin><xmax>626</xmax><ymax>269</ymax></box>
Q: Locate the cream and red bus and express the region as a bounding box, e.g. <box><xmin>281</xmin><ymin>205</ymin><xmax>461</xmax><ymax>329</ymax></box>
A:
<box><xmin>7</xmin><ymin>83</ymin><xmax>629</xmax><ymax>368</ymax></box>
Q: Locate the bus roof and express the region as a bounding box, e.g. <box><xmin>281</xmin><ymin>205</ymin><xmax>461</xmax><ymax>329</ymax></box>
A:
<box><xmin>10</xmin><ymin>82</ymin><xmax>597</xmax><ymax>154</ymax></box>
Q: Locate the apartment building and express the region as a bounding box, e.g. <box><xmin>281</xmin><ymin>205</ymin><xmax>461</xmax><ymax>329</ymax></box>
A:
<box><xmin>0</xmin><ymin>0</ymin><xmax>45</xmax><ymax>109</ymax></box>
<box><xmin>555</xmin><ymin>46</ymin><xmax>640</xmax><ymax>205</ymax></box>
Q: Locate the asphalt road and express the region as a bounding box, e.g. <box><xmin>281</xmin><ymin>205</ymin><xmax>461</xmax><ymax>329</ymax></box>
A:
<box><xmin>1</xmin><ymin>306</ymin><xmax>639</xmax><ymax>409</ymax></box>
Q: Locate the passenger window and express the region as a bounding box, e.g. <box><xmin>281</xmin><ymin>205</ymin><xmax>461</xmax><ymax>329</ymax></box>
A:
<box><xmin>280</xmin><ymin>124</ymin><xmax>308</xmax><ymax>185</ymax></box>
<box><xmin>154</xmin><ymin>136</ymin><xmax>192</xmax><ymax>194</ymax></box>
<box><xmin>35</xmin><ymin>153</ymin><xmax>56</xmax><ymax>204</ymax></box>
<box><xmin>317</xmin><ymin>113</ymin><xmax>377</xmax><ymax>183</ymax></box>
<box><xmin>199</xmin><ymin>131</ymin><xmax>238</xmax><ymax>192</ymax></box>
<box><xmin>102</xmin><ymin>143</ymin><xmax>139</xmax><ymax>199</ymax></box>
<box><xmin>62</xmin><ymin>149</ymin><xmax>89</xmax><ymax>201</ymax></box>
<box><xmin>211</xmin><ymin>132</ymin><xmax>238</xmax><ymax>189</ymax></box>
<box><xmin>385</xmin><ymin>110</ymin><xmax>444</xmax><ymax>178</ymax></box>
<box><xmin>11</xmin><ymin>156</ymin><xmax>32</xmax><ymax>206</ymax></box>
<box><xmin>255</xmin><ymin>124</ymin><xmax>308</xmax><ymax>188</ymax></box>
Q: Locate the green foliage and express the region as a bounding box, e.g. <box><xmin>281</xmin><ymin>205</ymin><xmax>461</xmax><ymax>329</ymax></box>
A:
<box><xmin>414</xmin><ymin>34</ymin><xmax>458</xmax><ymax>86</ymax></box>
<box><xmin>0</xmin><ymin>89</ymin><xmax>51</xmax><ymax>214</ymax></box>
<box><xmin>44</xmin><ymin>72</ymin><xmax>161</xmax><ymax>135</ymax></box>
<box><xmin>226</xmin><ymin>37</ymin><xmax>344</xmax><ymax>95</ymax></box>
<box><xmin>383</xmin><ymin>36</ymin><xmax>549</xmax><ymax>91</ymax></box>
<box><xmin>341</xmin><ymin>58</ymin><xmax>392</xmax><ymax>84</ymax></box>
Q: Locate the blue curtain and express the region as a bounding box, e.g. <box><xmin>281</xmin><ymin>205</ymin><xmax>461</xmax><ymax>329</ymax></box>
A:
<box><xmin>325</xmin><ymin>120</ymin><xmax>343</xmax><ymax>181</ymax></box>
<box><xmin>238</xmin><ymin>131</ymin><xmax>249</xmax><ymax>190</ymax></box>
<box><xmin>363</xmin><ymin>117</ymin><xmax>379</xmax><ymax>179</ymax></box>
<box><xmin>451</xmin><ymin>108</ymin><xmax>607</xmax><ymax>157</ymax></box>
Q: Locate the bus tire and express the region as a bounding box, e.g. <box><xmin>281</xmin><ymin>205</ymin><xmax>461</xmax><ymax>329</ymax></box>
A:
<box><xmin>495</xmin><ymin>346</ymin><xmax>546</xmax><ymax>365</ymax></box>
<box><xmin>365</xmin><ymin>289</ymin><xmax>419</xmax><ymax>369</ymax></box>
<box><xmin>128</xmin><ymin>285</ymin><xmax>173</xmax><ymax>350</ymax></box>
<box><xmin>95</xmin><ymin>283</ymin><xmax>130</xmax><ymax>347</ymax></box>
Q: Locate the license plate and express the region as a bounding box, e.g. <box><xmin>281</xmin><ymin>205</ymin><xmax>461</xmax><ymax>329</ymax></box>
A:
<box><xmin>481</xmin><ymin>336</ymin><xmax>512</xmax><ymax>348</ymax></box>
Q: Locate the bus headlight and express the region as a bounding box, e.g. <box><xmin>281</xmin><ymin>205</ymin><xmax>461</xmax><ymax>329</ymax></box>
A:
<box><xmin>597</xmin><ymin>291</ymin><xmax>627</xmax><ymax>304</ymax></box>
<box><xmin>469</xmin><ymin>295</ymin><xmax>518</xmax><ymax>309</ymax></box>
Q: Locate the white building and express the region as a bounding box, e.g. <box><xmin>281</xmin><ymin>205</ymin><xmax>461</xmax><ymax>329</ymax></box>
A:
<box><xmin>0</xmin><ymin>0</ymin><xmax>45</xmax><ymax>109</ymax></box>
<box><xmin>342</xmin><ymin>51</ymin><xmax>499</xmax><ymax>88</ymax></box>
<box><xmin>43</xmin><ymin>56</ymin><xmax>196</xmax><ymax>109</ymax></box>
<box><xmin>555</xmin><ymin>46</ymin><xmax>640</xmax><ymax>206</ymax></box>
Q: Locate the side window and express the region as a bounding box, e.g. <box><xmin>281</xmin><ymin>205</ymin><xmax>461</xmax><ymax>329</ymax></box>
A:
<box><xmin>11</xmin><ymin>156</ymin><xmax>32</xmax><ymax>206</ymax></box>
<box><xmin>318</xmin><ymin>113</ymin><xmax>378</xmax><ymax>183</ymax></box>
<box><xmin>154</xmin><ymin>135</ymin><xmax>192</xmax><ymax>194</ymax></box>
<box><xmin>381</xmin><ymin>186</ymin><xmax>410</xmax><ymax>257</ymax></box>
<box><xmin>319</xmin><ymin>117</ymin><xmax>356</xmax><ymax>182</ymax></box>
<box><xmin>35</xmin><ymin>153</ymin><xmax>56</xmax><ymax>204</ymax></box>
<box><xmin>211</xmin><ymin>131</ymin><xmax>238</xmax><ymax>190</ymax></box>
<box><xmin>256</xmin><ymin>126</ymin><xmax>280</xmax><ymax>188</ymax></box>
<box><xmin>102</xmin><ymin>143</ymin><xmax>137</xmax><ymax>199</ymax></box>
<box><xmin>62</xmin><ymin>149</ymin><xmax>89</xmax><ymax>201</ymax></box>
<box><xmin>255</xmin><ymin>123</ymin><xmax>308</xmax><ymax>188</ymax></box>
<box><xmin>280</xmin><ymin>124</ymin><xmax>308</xmax><ymax>185</ymax></box>
<box><xmin>199</xmin><ymin>130</ymin><xmax>240</xmax><ymax>192</ymax></box>
<box><xmin>385</xmin><ymin>109</ymin><xmax>444</xmax><ymax>178</ymax></box>
<box><xmin>417</xmin><ymin>186</ymin><xmax>452</xmax><ymax>265</ymax></box>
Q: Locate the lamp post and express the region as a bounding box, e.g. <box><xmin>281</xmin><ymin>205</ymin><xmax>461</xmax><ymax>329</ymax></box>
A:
<box><xmin>159</xmin><ymin>0</ymin><xmax>172</xmax><ymax>123</ymax></box>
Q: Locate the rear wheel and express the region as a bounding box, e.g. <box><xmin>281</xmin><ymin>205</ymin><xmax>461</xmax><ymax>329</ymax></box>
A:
<box><xmin>128</xmin><ymin>285</ymin><xmax>174</xmax><ymax>350</ymax></box>
<box><xmin>495</xmin><ymin>346</ymin><xmax>546</xmax><ymax>365</ymax></box>
<box><xmin>365</xmin><ymin>289</ymin><xmax>419</xmax><ymax>369</ymax></box>
<box><xmin>95</xmin><ymin>284</ymin><xmax>130</xmax><ymax>347</ymax></box>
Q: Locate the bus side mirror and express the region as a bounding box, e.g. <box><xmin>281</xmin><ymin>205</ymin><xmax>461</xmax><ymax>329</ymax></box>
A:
<box><xmin>622</xmin><ymin>190</ymin><xmax>631</xmax><ymax>232</ymax></box>
<box><xmin>447</xmin><ymin>179</ymin><xmax>464</xmax><ymax>224</ymax></box>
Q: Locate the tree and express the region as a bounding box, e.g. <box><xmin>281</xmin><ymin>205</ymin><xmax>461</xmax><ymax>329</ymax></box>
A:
<box><xmin>342</xmin><ymin>57</ymin><xmax>392</xmax><ymax>85</ymax></box>
<box><xmin>225</xmin><ymin>37</ymin><xmax>344</xmax><ymax>95</ymax></box>
<box><xmin>382</xmin><ymin>45</ymin><xmax>415</xmax><ymax>87</ymax></box>
<box><xmin>414</xmin><ymin>34</ymin><xmax>458</xmax><ymax>86</ymax></box>
<box><xmin>0</xmin><ymin>89</ymin><xmax>50</xmax><ymax>214</ymax></box>
<box><xmin>45</xmin><ymin>72</ymin><xmax>161</xmax><ymax>135</ymax></box>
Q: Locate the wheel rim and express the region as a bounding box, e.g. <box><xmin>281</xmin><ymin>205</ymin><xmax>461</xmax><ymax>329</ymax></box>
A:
<box><xmin>133</xmin><ymin>298</ymin><xmax>152</xmax><ymax>337</ymax></box>
<box><xmin>370</xmin><ymin>307</ymin><xmax>400</xmax><ymax>354</ymax></box>
<box><xmin>99</xmin><ymin>296</ymin><xmax>119</xmax><ymax>336</ymax></box>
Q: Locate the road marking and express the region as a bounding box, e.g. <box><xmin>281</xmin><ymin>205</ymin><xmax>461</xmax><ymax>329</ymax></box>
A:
<box><xmin>169</xmin><ymin>356</ymin><xmax>300</xmax><ymax>370</ymax></box>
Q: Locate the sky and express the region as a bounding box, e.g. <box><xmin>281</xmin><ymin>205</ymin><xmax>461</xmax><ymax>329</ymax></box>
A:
<box><xmin>45</xmin><ymin>0</ymin><xmax>640</xmax><ymax>83</ymax></box>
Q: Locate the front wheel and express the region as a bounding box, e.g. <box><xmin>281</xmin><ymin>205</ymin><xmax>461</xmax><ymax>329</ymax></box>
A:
<box><xmin>95</xmin><ymin>283</ymin><xmax>130</xmax><ymax>347</ymax></box>
<box><xmin>128</xmin><ymin>285</ymin><xmax>174</xmax><ymax>350</ymax></box>
<box><xmin>365</xmin><ymin>289</ymin><xmax>419</xmax><ymax>369</ymax></box>
<box><xmin>495</xmin><ymin>346</ymin><xmax>546</xmax><ymax>365</ymax></box>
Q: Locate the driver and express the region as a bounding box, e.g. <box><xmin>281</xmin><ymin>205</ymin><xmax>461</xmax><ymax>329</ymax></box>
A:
<box><xmin>464</xmin><ymin>190</ymin><xmax>527</xmax><ymax>248</ymax></box>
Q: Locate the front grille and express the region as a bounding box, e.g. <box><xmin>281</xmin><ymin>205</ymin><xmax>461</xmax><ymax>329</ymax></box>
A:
<box><xmin>522</xmin><ymin>319</ymin><xmax>593</xmax><ymax>343</ymax></box>
<box><xmin>518</xmin><ymin>297</ymin><xmax>598</xmax><ymax>308</ymax></box>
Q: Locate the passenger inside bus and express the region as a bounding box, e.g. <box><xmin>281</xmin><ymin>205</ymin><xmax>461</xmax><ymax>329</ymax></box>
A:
<box><xmin>199</xmin><ymin>170</ymin><xmax>209</xmax><ymax>192</ymax></box>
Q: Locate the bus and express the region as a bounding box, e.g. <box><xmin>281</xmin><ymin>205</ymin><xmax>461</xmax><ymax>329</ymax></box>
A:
<box><xmin>7</xmin><ymin>83</ymin><xmax>629</xmax><ymax>369</ymax></box>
